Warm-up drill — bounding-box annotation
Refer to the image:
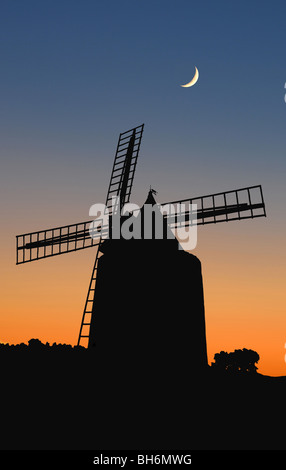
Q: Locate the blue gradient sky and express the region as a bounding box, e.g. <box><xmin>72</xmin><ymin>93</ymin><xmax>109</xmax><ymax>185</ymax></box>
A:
<box><xmin>1</xmin><ymin>1</ymin><xmax>286</xmax><ymax>211</ymax></box>
<box><xmin>1</xmin><ymin>1</ymin><xmax>286</xmax><ymax>374</ymax></box>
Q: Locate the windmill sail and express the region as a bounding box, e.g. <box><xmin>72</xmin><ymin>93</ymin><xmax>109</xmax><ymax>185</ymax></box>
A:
<box><xmin>16</xmin><ymin>219</ymin><xmax>107</xmax><ymax>265</ymax></box>
<box><xmin>78</xmin><ymin>124</ymin><xmax>144</xmax><ymax>346</ymax></box>
<box><xmin>105</xmin><ymin>124</ymin><xmax>144</xmax><ymax>210</ymax></box>
<box><xmin>163</xmin><ymin>185</ymin><xmax>266</xmax><ymax>229</ymax></box>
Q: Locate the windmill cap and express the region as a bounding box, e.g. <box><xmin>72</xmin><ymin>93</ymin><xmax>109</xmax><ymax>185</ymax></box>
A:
<box><xmin>100</xmin><ymin>188</ymin><xmax>179</xmax><ymax>250</ymax></box>
<box><xmin>143</xmin><ymin>188</ymin><xmax>158</xmax><ymax>205</ymax></box>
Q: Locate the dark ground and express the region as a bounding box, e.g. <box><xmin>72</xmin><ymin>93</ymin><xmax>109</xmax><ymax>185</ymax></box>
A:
<box><xmin>1</xmin><ymin>348</ymin><xmax>285</xmax><ymax>451</ymax></box>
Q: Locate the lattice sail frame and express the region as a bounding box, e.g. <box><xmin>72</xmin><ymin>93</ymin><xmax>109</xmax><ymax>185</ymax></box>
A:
<box><xmin>163</xmin><ymin>185</ymin><xmax>266</xmax><ymax>229</ymax></box>
<box><xmin>16</xmin><ymin>220</ymin><xmax>98</xmax><ymax>265</ymax></box>
<box><xmin>77</xmin><ymin>124</ymin><xmax>144</xmax><ymax>346</ymax></box>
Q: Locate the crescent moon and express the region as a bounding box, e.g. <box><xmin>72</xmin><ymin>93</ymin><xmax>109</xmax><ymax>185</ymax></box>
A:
<box><xmin>181</xmin><ymin>67</ymin><xmax>199</xmax><ymax>88</ymax></box>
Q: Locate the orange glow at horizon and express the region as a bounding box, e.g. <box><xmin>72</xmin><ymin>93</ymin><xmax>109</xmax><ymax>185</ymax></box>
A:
<box><xmin>1</xmin><ymin>216</ymin><xmax>285</xmax><ymax>378</ymax></box>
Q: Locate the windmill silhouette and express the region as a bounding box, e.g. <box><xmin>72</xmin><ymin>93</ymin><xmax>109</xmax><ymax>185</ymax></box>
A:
<box><xmin>16</xmin><ymin>124</ymin><xmax>266</xmax><ymax>370</ymax></box>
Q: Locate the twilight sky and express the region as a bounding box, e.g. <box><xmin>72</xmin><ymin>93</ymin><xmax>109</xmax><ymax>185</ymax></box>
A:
<box><xmin>0</xmin><ymin>0</ymin><xmax>286</xmax><ymax>375</ymax></box>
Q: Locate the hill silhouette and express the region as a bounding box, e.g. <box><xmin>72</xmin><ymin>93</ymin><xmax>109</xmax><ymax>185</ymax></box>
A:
<box><xmin>1</xmin><ymin>340</ymin><xmax>286</xmax><ymax>450</ymax></box>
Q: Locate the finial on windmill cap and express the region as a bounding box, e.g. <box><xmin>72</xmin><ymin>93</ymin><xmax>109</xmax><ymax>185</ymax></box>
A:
<box><xmin>149</xmin><ymin>186</ymin><xmax>157</xmax><ymax>195</ymax></box>
<box><xmin>144</xmin><ymin>186</ymin><xmax>158</xmax><ymax>205</ymax></box>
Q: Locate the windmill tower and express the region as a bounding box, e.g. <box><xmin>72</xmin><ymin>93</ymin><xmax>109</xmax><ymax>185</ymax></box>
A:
<box><xmin>87</xmin><ymin>188</ymin><xmax>208</xmax><ymax>373</ymax></box>
<box><xmin>16</xmin><ymin>124</ymin><xmax>266</xmax><ymax>372</ymax></box>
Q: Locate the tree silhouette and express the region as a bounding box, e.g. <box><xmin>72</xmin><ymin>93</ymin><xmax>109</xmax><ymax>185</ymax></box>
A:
<box><xmin>0</xmin><ymin>339</ymin><xmax>86</xmax><ymax>353</ymax></box>
<box><xmin>28</xmin><ymin>338</ymin><xmax>45</xmax><ymax>349</ymax></box>
<box><xmin>212</xmin><ymin>348</ymin><xmax>260</xmax><ymax>374</ymax></box>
